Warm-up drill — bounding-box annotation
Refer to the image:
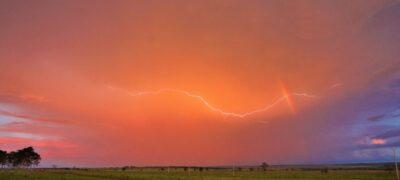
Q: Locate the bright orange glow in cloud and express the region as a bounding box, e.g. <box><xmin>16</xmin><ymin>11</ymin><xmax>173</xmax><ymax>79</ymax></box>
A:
<box><xmin>371</xmin><ymin>138</ymin><xmax>386</xmax><ymax>145</ymax></box>
<box><xmin>109</xmin><ymin>86</ymin><xmax>317</xmax><ymax>119</ymax></box>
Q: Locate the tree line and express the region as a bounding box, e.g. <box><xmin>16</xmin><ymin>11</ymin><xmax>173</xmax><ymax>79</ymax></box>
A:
<box><xmin>120</xmin><ymin>162</ymin><xmax>270</xmax><ymax>172</ymax></box>
<box><xmin>0</xmin><ymin>147</ymin><xmax>41</xmax><ymax>168</ymax></box>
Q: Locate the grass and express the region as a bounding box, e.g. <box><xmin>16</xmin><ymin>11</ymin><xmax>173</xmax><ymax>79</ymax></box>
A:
<box><xmin>0</xmin><ymin>168</ymin><xmax>396</xmax><ymax>180</ymax></box>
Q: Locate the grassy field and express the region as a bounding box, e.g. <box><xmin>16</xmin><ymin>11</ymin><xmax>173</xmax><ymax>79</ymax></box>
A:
<box><xmin>0</xmin><ymin>168</ymin><xmax>396</xmax><ymax>180</ymax></box>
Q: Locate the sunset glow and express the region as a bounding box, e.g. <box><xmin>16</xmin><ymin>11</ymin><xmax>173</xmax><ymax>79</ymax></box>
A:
<box><xmin>111</xmin><ymin>86</ymin><xmax>317</xmax><ymax>118</ymax></box>
<box><xmin>0</xmin><ymin>0</ymin><xmax>400</xmax><ymax>167</ymax></box>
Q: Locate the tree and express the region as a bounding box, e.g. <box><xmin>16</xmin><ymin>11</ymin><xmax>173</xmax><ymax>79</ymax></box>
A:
<box><xmin>0</xmin><ymin>150</ymin><xmax>6</xmax><ymax>168</ymax></box>
<box><xmin>261</xmin><ymin>162</ymin><xmax>269</xmax><ymax>171</ymax></box>
<box><xmin>31</xmin><ymin>151</ymin><xmax>41</xmax><ymax>167</ymax></box>
<box><xmin>7</xmin><ymin>151</ymin><xmax>19</xmax><ymax>168</ymax></box>
<box><xmin>4</xmin><ymin>147</ymin><xmax>41</xmax><ymax>168</ymax></box>
<box><xmin>18</xmin><ymin>147</ymin><xmax>41</xmax><ymax>168</ymax></box>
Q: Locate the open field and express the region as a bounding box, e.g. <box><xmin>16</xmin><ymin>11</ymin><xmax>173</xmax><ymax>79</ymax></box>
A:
<box><xmin>0</xmin><ymin>168</ymin><xmax>396</xmax><ymax>180</ymax></box>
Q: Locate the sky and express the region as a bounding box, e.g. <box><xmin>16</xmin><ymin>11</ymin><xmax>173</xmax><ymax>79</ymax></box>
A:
<box><xmin>0</xmin><ymin>0</ymin><xmax>400</xmax><ymax>167</ymax></box>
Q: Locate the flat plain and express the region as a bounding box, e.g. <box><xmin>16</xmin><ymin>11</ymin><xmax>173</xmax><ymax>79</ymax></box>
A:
<box><xmin>0</xmin><ymin>168</ymin><xmax>396</xmax><ymax>180</ymax></box>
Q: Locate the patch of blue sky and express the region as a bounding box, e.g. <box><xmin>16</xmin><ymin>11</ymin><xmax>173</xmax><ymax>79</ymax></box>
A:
<box><xmin>0</xmin><ymin>103</ymin><xmax>21</xmax><ymax>112</ymax></box>
<box><xmin>0</xmin><ymin>131</ymin><xmax>48</xmax><ymax>140</ymax></box>
<box><xmin>0</xmin><ymin>115</ymin><xmax>26</xmax><ymax>125</ymax></box>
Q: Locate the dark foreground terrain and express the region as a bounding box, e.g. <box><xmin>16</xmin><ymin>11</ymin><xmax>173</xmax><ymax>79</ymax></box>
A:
<box><xmin>0</xmin><ymin>164</ymin><xmax>397</xmax><ymax>180</ymax></box>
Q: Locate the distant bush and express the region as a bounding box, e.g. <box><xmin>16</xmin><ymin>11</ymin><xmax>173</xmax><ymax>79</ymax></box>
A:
<box><xmin>321</xmin><ymin>168</ymin><xmax>329</xmax><ymax>173</ymax></box>
<box><xmin>261</xmin><ymin>162</ymin><xmax>269</xmax><ymax>171</ymax></box>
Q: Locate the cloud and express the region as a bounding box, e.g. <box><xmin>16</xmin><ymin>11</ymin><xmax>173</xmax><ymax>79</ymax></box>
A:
<box><xmin>0</xmin><ymin>0</ymin><xmax>398</xmax><ymax>166</ymax></box>
<box><xmin>0</xmin><ymin>109</ymin><xmax>66</xmax><ymax>124</ymax></box>
<box><xmin>371</xmin><ymin>138</ymin><xmax>386</xmax><ymax>145</ymax></box>
<box><xmin>329</xmin><ymin>83</ymin><xmax>343</xmax><ymax>89</ymax></box>
<box><xmin>374</xmin><ymin>129</ymin><xmax>400</xmax><ymax>139</ymax></box>
<box><xmin>364</xmin><ymin>61</ymin><xmax>400</xmax><ymax>89</ymax></box>
<box><xmin>367</xmin><ymin>114</ymin><xmax>386</xmax><ymax>121</ymax></box>
<box><xmin>391</xmin><ymin>108</ymin><xmax>400</xmax><ymax>117</ymax></box>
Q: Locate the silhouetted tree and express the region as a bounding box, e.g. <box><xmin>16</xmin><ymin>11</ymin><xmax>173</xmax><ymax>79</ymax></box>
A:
<box><xmin>261</xmin><ymin>162</ymin><xmax>269</xmax><ymax>171</ymax></box>
<box><xmin>7</xmin><ymin>151</ymin><xmax>19</xmax><ymax>167</ymax></box>
<box><xmin>20</xmin><ymin>147</ymin><xmax>41</xmax><ymax>168</ymax></box>
<box><xmin>4</xmin><ymin>147</ymin><xmax>41</xmax><ymax>168</ymax></box>
<box><xmin>29</xmin><ymin>148</ymin><xmax>41</xmax><ymax>168</ymax></box>
<box><xmin>0</xmin><ymin>150</ymin><xmax>6</xmax><ymax>168</ymax></box>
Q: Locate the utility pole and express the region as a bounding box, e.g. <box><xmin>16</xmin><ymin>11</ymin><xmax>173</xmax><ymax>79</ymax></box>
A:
<box><xmin>393</xmin><ymin>147</ymin><xmax>400</xmax><ymax>180</ymax></box>
<box><xmin>232</xmin><ymin>165</ymin><xmax>235</xmax><ymax>176</ymax></box>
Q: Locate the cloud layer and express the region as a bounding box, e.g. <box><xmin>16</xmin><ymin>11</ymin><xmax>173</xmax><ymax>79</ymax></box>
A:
<box><xmin>0</xmin><ymin>0</ymin><xmax>399</xmax><ymax>167</ymax></box>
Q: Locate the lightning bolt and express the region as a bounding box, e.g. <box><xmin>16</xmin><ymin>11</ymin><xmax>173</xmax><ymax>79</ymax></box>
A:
<box><xmin>108</xmin><ymin>86</ymin><xmax>320</xmax><ymax>118</ymax></box>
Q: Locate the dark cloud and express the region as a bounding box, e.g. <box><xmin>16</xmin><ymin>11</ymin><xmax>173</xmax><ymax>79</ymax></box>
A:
<box><xmin>391</xmin><ymin>108</ymin><xmax>400</xmax><ymax>117</ymax></box>
<box><xmin>367</xmin><ymin>114</ymin><xmax>386</xmax><ymax>121</ymax></box>
<box><xmin>358</xmin><ymin>140</ymin><xmax>400</xmax><ymax>149</ymax></box>
<box><xmin>373</xmin><ymin>129</ymin><xmax>400</xmax><ymax>139</ymax></box>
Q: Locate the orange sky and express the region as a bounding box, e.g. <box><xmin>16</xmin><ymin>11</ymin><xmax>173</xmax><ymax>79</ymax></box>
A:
<box><xmin>1</xmin><ymin>0</ymin><xmax>400</xmax><ymax>167</ymax></box>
